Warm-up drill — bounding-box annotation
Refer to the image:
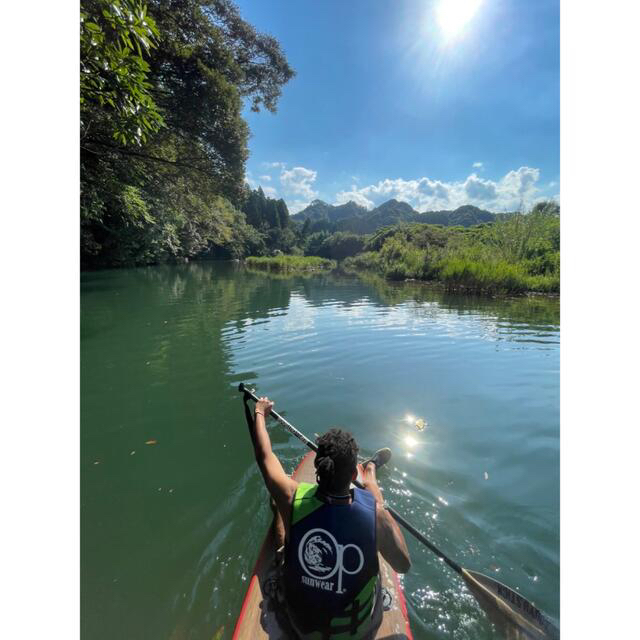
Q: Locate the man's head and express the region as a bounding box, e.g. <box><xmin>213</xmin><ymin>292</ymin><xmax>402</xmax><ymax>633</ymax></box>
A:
<box><xmin>315</xmin><ymin>428</ymin><xmax>359</xmax><ymax>493</ymax></box>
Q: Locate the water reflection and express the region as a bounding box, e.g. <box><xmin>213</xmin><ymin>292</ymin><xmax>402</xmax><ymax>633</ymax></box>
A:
<box><xmin>238</xmin><ymin>266</ymin><xmax>559</xmax><ymax>350</ymax></box>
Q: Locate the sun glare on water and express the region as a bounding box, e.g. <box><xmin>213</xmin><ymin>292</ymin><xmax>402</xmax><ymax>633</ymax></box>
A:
<box><xmin>404</xmin><ymin>435</ymin><xmax>418</xmax><ymax>448</ymax></box>
<box><xmin>436</xmin><ymin>0</ymin><xmax>483</xmax><ymax>40</ymax></box>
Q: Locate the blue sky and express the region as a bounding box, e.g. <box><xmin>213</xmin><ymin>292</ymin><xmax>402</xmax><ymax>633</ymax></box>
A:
<box><xmin>235</xmin><ymin>0</ymin><xmax>559</xmax><ymax>213</ymax></box>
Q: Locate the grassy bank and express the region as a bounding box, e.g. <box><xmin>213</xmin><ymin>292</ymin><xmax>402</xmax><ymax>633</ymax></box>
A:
<box><xmin>245</xmin><ymin>255</ymin><xmax>336</xmax><ymax>272</ymax></box>
<box><xmin>342</xmin><ymin>206</ymin><xmax>559</xmax><ymax>295</ymax></box>
<box><xmin>345</xmin><ymin>250</ymin><xmax>558</xmax><ymax>294</ymax></box>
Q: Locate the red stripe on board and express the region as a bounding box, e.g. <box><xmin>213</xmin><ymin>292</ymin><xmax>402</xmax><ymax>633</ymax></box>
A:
<box><xmin>231</xmin><ymin>574</ymin><xmax>258</xmax><ymax>639</ymax></box>
<box><xmin>392</xmin><ymin>569</ymin><xmax>414</xmax><ymax>640</ymax></box>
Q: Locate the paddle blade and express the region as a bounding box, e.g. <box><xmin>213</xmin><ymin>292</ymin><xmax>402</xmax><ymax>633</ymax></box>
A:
<box><xmin>373</xmin><ymin>447</ymin><xmax>392</xmax><ymax>467</ymax></box>
<box><xmin>462</xmin><ymin>569</ymin><xmax>559</xmax><ymax>640</ymax></box>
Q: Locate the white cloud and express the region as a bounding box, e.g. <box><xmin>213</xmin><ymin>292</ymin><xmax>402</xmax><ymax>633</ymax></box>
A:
<box><xmin>464</xmin><ymin>174</ymin><xmax>497</xmax><ymax>201</ymax></box>
<box><xmin>331</xmin><ymin>166</ymin><xmax>544</xmax><ymax>212</ymax></box>
<box><xmin>279</xmin><ymin>166</ymin><xmax>319</xmax><ymax>212</ymax></box>
<box><xmin>281</xmin><ymin>166</ymin><xmax>318</xmax><ymax>199</ymax></box>
<box><xmin>472</xmin><ymin>161</ymin><xmax>484</xmax><ymax>169</ymax></box>
<box><xmin>287</xmin><ymin>199</ymin><xmax>316</xmax><ymax>214</ymax></box>
<box><xmin>501</xmin><ymin>166</ymin><xmax>539</xmax><ymax>198</ymax></box>
<box><xmin>262</xmin><ymin>161</ymin><xmax>285</xmax><ymax>169</ymax></box>
<box><xmin>417</xmin><ymin>177</ymin><xmax>450</xmax><ymax>200</ymax></box>
<box><xmin>259</xmin><ymin>175</ymin><xmax>272</xmax><ymax>182</ymax></box>
<box><xmin>335</xmin><ymin>188</ymin><xmax>375</xmax><ymax>209</ymax></box>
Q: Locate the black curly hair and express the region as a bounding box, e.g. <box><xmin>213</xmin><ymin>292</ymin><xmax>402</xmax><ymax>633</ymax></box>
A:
<box><xmin>315</xmin><ymin>428</ymin><xmax>359</xmax><ymax>492</ymax></box>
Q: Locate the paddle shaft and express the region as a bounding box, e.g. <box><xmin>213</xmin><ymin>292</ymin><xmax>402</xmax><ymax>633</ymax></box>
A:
<box><xmin>239</xmin><ymin>383</ymin><xmax>462</xmax><ymax>574</ymax></box>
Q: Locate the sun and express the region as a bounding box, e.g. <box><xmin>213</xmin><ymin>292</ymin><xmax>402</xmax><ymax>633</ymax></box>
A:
<box><xmin>436</xmin><ymin>0</ymin><xmax>483</xmax><ymax>40</ymax></box>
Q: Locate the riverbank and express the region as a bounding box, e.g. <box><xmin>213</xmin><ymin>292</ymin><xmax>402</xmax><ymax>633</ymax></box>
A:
<box><xmin>343</xmin><ymin>252</ymin><xmax>559</xmax><ymax>295</ymax></box>
<box><xmin>337</xmin><ymin>212</ymin><xmax>560</xmax><ymax>295</ymax></box>
<box><xmin>244</xmin><ymin>252</ymin><xmax>559</xmax><ymax>295</ymax></box>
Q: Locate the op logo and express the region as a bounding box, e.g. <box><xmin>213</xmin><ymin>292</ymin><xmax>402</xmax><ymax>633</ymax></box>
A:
<box><xmin>298</xmin><ymin>528</ymin><xmax>364</xmax><ymax>594</ymax></box>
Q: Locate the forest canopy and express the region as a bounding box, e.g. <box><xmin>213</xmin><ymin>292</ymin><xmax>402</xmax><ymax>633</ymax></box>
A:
<box><xmin>80</xmin><ymin>0</ymin><xmax>294</xmax><ymax>268</ymax></box>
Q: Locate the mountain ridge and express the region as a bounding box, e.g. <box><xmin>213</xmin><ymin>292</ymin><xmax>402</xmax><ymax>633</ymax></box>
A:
<box><xmin>292</xmin><ymin>199</ymin><xmax>502</xmax><ymax>232</ymax></box>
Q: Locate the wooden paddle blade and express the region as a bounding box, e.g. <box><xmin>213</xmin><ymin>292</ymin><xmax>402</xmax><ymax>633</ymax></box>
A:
<box><xmin>462</xmin><ymin>569</ymin><xmax>559</xmax><ymax>640</ymax></box>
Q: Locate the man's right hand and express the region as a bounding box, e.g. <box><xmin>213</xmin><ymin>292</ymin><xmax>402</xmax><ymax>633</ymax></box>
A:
<box><xmin>255</xmin><ymin>396</ymin><xmax>274</xmax><ymax>418</ymax></box>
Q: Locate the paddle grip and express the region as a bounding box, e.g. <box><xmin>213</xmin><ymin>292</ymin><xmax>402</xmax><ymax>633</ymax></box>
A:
<box><xmin>239</xmin><ymin>383</ymin><xmax>318</xmax><ymax>452</ymax></box>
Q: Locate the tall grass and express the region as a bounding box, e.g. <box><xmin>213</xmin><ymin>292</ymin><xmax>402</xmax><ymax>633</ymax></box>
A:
<box><xmin>343</xmin><ymin>210</ymin><xmax>560</xmax><ymax>295</ymax></box>
<box><xmin>245</xmin><ymin>255</ymin><xmax>336</xmax><ymax>272</ymax></box>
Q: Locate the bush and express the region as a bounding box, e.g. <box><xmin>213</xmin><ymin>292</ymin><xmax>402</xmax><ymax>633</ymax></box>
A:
<box><xmin>343</xmin><ymin>206</ymin><xmax>560</xmax><ymax>295</ymax></box>
<box><xmin>304</xmin><ymin>231</ymin><xmax>331</xmax><ymax>256</ymax></box>
<box><xmin>245</xmin><ymin>255</ymin><xmax>336</xmax><ymax>272</ymax></box>
<box><xmin>436</xmin><ymin>257</ymin><xmax>530</xmax><ymax>294</ymax></box>
<box><xmin>320</xmin><ymin>232</ymin><xmax>366</xmax><ymax>260</ymax></box>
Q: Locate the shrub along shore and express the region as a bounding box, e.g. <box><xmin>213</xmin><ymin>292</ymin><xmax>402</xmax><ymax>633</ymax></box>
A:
<box><xmin>245</xmin><ymin>255</ymin><xmax>336</xmax><ymax>272</ymax></box>
<box><xmin>247</xmin><ymin>203</ymin><xmax>560</xmax><ymax>296</ymax></box>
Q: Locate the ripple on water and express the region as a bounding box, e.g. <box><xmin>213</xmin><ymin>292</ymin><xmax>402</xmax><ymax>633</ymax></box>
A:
<box><xmin>82</xmin><ymin>265</ymin><xmax>558</xmax><ymax>640</ymax></box>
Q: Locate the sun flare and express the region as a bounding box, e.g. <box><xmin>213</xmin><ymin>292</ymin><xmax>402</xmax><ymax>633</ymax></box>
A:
<box><xmin>404</xmin><ymin>435</ymin><xmax>418</xmax><ymax>448</ymax></box>
<box><xmin>436</xmin><ymin>0</ymin><xmax>483</xmax><ymax>40</ymax></box>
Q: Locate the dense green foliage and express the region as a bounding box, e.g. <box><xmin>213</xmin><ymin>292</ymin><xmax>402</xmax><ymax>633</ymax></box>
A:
<box><xmin>303</xmin><ymin>231</ymin><xmax>366</xmax><ymax>260</ymax></box>
<box><xmin>245</xmin><ymin>255</ymin><xmax>336</xmax><ymax>273</ymax></box>
<box><xmin>81</xmin><ymin>0</ymin><xmax>294</xmax><ymax>268</ymax></box>
<box><xmin>342</xmin><ymin>203</ymin><xmax>560</xmax><ymax>294</ymax></box>
<box><xmin>242</xmin><ymin>186</ymin><xmax>289</xmax><ymax>229</ymax></box>
<box><xmin>80</xmin><ymin>0</ymin><xmax>165</xmax><ymax>146</ymax></box>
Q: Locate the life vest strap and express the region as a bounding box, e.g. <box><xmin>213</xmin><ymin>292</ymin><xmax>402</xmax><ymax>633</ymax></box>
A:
<box><xmin>308</xmin><ymin>578</ymin><xmax>380</xmax><ymax>638</ymax></box>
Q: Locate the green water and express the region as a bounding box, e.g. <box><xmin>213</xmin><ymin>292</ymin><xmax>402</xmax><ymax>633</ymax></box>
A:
<box><xmin>81</xmin><ymin>262</ymin><xmax>559</xmax><ymax>640</ymax></box>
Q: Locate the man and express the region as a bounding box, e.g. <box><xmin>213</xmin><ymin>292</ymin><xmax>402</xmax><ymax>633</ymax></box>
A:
<box><xmin>249</xmin><ymin>395</ymin><xmax>411</xmax><ymax>639</ymax></box>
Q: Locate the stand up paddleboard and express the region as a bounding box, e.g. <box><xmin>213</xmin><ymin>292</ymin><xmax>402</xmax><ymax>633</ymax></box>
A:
<box><xmin>232</xmin><ymin>451</ymin><xmax>413</xmax><ymax>639</ymax></box>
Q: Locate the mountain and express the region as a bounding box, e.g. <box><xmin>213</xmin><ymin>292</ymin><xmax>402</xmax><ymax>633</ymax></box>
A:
<box><xmin>292</xmin><ymin>199</ymin><xmax>499</xmax><ymax>234</ymax></box>
<box><xmin>339</xmin><ymin>199</ymin><xmax>419</xmax><ymax>233</ymax></box>
<box><xmin>419</xmin><ymin>205</ymin><xmax>497</xmax><ymax>227</ymax></box>
<box><xmin>293</xmin><ymin>199</ymin><xmax>368</xmax><ymax>223</ymax></box>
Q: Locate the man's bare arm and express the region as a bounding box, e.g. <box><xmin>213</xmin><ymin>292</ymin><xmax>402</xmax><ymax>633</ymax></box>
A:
<box><xmin>248</xmin><ymin>397</ymin><xmax>298</xmax><ymax>517</ymax></box>
<box><xmin>358</xmin><ymin>463</ymin><xmax>411</xmax><ymax>573</ymax></box>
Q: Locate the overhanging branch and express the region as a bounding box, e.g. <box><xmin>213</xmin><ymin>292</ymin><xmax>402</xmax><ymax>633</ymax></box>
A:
<box><xmin>83</xmin><ymin>139</ymin><xmax>212</xmax><ymax>175</ymax></box>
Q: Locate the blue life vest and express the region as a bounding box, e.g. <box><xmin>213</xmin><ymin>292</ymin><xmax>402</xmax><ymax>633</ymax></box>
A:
<box><xmin>283</xmin><ymin>482</ymin><xmax>380</xmax><ymax>637</ymax></box>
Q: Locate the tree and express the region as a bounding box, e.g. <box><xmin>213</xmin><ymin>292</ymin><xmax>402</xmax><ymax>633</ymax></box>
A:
<box><xmin>139</xmin><ymin>0</ymin><xmax>295</xmax><ymax>204</ymax></box>
<box><xmin>321</xmin><ymin>232</ymin><xmax>366</xmax><ymax>260</ymax></box>
<box><xmin>276</xmin><ymin>199</ymin><xmax>290</xmax><ymax>228</ymax></box>
<box><xmin>81</xmin><ymin>0</ymin><xmax>165</xmax><ymax>146</ymax></box>
<box><xmin>304</xmin><ymin>231</ymin><xmax>330</xmax><ymax>256</ymax></box>
<box><xmin>80</xmin><ymin>0</ymin><xmax>294</xmax><ymax>267</ymax></box>
<box><xmin>241</xmin><ymin>188</ymin><xmax>290</xmax><ymax>231</ymax></box>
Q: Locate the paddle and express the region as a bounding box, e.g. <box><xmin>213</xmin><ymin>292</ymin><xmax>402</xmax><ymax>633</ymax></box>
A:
<box><xmin>239</xmin><ymin>383</ymin><xmax>559</xmax><ymax>640</ymax></box>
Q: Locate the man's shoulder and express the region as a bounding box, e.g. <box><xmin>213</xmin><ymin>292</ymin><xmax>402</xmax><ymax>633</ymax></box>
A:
<box><xmin>354</xmin><ymin>486</ymin><xmax>377</xmax><ymax>509</ymax></box>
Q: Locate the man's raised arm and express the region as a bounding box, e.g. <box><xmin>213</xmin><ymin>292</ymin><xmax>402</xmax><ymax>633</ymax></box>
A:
<box><xmin>247</xmin><ymin>397</ymin><xmax>298</xmax><ymax>514</ymax></box>
<box><xmin>358</xmin><ymin>463</ymin><xmax>411</xmax><ymax>573</ymax></box>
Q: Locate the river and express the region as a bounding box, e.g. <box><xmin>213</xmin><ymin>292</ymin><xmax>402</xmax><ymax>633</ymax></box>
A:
<box><xmin>81</xmin><ymin>261</ymin><xmax>559</xmax><ymax>639</ymax></box>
